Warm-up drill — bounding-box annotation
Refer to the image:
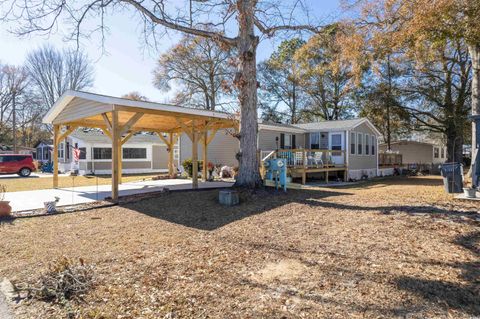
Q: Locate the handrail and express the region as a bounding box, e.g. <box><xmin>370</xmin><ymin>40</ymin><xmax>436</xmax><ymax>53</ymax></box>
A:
<box><xmin>262</xmin><ymin>150</ymin><xmax>276</xmax><ymax>162</ymax></box>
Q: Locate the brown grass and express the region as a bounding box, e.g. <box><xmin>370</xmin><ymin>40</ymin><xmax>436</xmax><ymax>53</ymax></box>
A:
<box><xmin>0</xmin><ymin>173</ymin><xmax>162</xmax><ymax>192</ymax></box>
<box><xmin>0</xmin><ymin>176</ymin><xmax>479</xmax><ymax>318</ymax></box>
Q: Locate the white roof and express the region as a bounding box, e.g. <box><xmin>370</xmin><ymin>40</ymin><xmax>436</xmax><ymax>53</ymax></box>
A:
<box><xmin>43</xmin><ymin>90</ymin><xmax>234</xmax><ymax>124</ymax></box>
<box><xmin>293</xmin><ymin>118</ymin><xmax>382</xmax><ymax>136</ymax></box>
<box><xmin>70</xmin><ymin>129</ymin><xmax>163</xmax><ymax>144</ymax></box>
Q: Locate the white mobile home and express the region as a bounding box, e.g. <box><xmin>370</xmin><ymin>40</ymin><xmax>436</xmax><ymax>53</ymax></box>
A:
<box><xmin>180</xmin><ymin>118</ymin><xmax>381</xmax><ymax>182</ymax></box>
<box><xmin>56</xmin><ymin>129</ymin><xmax>179</xmax><ymax>175</ymax></box>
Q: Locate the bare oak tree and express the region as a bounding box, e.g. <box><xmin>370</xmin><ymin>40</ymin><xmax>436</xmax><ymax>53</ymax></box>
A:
<box><xmin>4</xmin><ymin>65</ymin><xmax>29</xmax><ymax>152</ymax></box>
<box><xmin>25</xmin><ymin>45</ymin><xmax>94</xmax><ymax>110</ymax></box>
<box><xmin>0</xmin><ymin>0</ymin><xmax>318</xmax><ymax>188</ymax></box>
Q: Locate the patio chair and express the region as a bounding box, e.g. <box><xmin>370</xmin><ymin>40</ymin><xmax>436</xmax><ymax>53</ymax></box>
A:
<box><xmin>314</xmin><ymin>152</ymin><xmax>324</xmax><ymax>168</ymax></box>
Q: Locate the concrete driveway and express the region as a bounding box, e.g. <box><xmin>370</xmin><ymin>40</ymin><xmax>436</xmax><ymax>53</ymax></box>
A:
<box><xmin>5</xmin><ymin>179</ymin><xmax>234</xmax><ymax>212</ymax></box>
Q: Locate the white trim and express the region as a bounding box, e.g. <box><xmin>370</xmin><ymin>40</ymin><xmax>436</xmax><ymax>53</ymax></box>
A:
<box><xmin>349</xmin><ymin>131</ymin><xmax>356</xmax><ymax>155</ymax></box>
<box><xmin>376</xmin><ymin>136</ymin><xmax>379</xmax><ymax>175</ymax></box>
<box><xmin>43</xmin><ymin>90</ymin><xmax>235</xmax><ymax>124</ymax></box>
<box><xmin>328</xmin><ymin>131</ymin><xmax>345</xmax><ymax>165</ymax></box>
<box><xmin>345</xmin><ymin>130</ymin><xmax>350</xmax><ymax>169</ymax></box>
<box><xmin>351</xmin><ymin>118</ymin><xmax>382</xmax><ymax>137</ymax></box>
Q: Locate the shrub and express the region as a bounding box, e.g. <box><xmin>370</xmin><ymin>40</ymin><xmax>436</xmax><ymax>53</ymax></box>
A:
<box><xmin>182</xmin><ymin>158</ymin><xmax>203</xmax><ymax>177</ymax></box>
<box><xmin>15</xmin><ymin>257</ymin><xmax>95</xmax><ymax>304</ymax></box>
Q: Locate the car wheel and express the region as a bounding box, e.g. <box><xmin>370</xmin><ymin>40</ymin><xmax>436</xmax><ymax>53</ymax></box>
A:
<box><xmin>18</xmin><ymin>167</ymin><xmax>31</xmax><ymax>177</ymax></box>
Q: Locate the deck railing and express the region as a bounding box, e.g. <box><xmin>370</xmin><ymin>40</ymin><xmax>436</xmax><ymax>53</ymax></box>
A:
<box><xmin>379</xmin><ymin>152</ymin><xmax>402</xmax><ymax>167</ymax></box>
<box><xmin>261</xmin><ymin>148</ymin><xmax>346</xmax><ymax>169</ymax></box>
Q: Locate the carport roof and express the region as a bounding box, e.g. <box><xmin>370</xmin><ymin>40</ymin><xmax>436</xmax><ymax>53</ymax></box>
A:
<box><xmin>43</xmin><ymin>90</ymin><xmax>237</xmax><ymax>133</ymax></box>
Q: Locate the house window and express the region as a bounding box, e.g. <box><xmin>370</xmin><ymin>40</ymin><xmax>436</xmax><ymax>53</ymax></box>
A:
<box><xmin>123</xmin><ymin>148</ymin><xmax>147</xmax><ymax>159</ymax></box>
<box><xmin>365</xmin><ymin>134</ymin><xmax>370</xmax><ymax>155</ymax></box>
<box><xmin>440</xmin><ymin>147</ymin><xmax>445</xmax><ymax>158</ymax></box>
<box><xmin>310</xmin><ymin>133</ymin><xmax>320</xmax><ymax>149</ymax></box>
<box><xmin>93</xmin><ymin>147</ymin><xmax>112</xmax><ymax>160</ymax></box>
<box><xmin>357</xmin><ymin>133</ymin><xmax>363</xmax><ymax>155</ymax></box>
<box><xmin>283</xmin><ymin>134</ymin><xmax>292</xmax><ymax>149</ymax></box>
<box><xmin>173</xmin><ymin>148</ymin><xmax>179</xmax><ymax>160</ymax></box>
<box><xmin>58</xmin><ymin>142</ymin><xmax>64</xmax><ymax>159</ymax></box>
<box><xmin>371</xmin><ymin>136</ymin><xmax>376</xmax><ymax>155</ymax></box>
<box><xmin>331</xmin><ymin>133</ymin><xmax>342</xmax><ymax>156</ymax></box>
<box><xmin>350</xmin><ymin>132</ymin><xmax>356</xmax><ymax>155</ymax></box>
<box><xmin>79</xmin><ymin>147</ymin><xmax>87</xmax><ymax>160</ymax></box>
<box><xmin>434</xmin><ymin>147</ymin><xmax>439</xmax><ymax>158</ymax></box>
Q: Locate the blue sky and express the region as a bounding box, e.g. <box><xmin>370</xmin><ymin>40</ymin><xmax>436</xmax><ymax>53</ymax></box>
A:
<box><xmin>0</xmin><ymin>1</ymin><xmax>341</xmax><ymax>103</ymax></box>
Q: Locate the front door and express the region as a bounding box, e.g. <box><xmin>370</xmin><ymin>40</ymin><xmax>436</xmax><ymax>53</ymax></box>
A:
<box><xmin>329</xmin><ymin>132</ymin><xmax>345</xmax><ymax>165</ymax></box>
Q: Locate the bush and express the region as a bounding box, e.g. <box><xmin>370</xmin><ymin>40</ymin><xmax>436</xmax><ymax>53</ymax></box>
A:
<box><xmin>182</xmin><ymin>158</ymin><xmax>203</xmax><ymax>177</ymax></box>
<box><xmin>15</xmin><ymin>257</ymin><xmax>95</xmax><ymax>304</ymax></box>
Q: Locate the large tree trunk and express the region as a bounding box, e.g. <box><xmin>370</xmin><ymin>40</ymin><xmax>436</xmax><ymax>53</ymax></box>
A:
<box><xmin>445</xmin><ymin>123</ymin><xmax>463</xmax><ymax>163</ymax></box>
<box><xmin>469</xmin><ymin>45</ymin><xmax>480</xmax><ymax>148</ymax></box>
<box><xmin>234</xmin><ymin>0</ymin><xmax>262</xmax><ymax>188</ymax></box>
<box><xmin>468</xmin><ymin>44</ymin><xmax>480</xmax><ymax>184</ymax></box>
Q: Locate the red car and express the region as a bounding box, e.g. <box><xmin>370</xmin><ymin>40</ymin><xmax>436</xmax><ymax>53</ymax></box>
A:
<box><xmin>0</xmin><ymin>154</ymin><xmax>37</xmax><ymax>177</ymax></box>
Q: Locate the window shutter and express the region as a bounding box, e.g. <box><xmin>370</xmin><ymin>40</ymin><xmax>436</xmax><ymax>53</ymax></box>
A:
<box><xmin>292</xmin><ymin>135</ymin><xmax>296</xmax><ymax>149</ymax></box>
<box><xmin>280</xmin><ymin>133</ymin><xmax>285</xmax><ymax>149</ymax></box>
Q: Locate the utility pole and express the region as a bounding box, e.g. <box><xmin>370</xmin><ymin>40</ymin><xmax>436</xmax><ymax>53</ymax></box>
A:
<box><xmin>12</xmin><ymin>89</ymin><xmax>16</xmax><ymax>153</ymax></box>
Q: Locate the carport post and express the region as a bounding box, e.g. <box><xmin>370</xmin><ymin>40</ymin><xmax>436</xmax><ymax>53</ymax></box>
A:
<box><xmin>53</xmin><ymin>124</ymin><xmax>59</xmax><ymax>188</ymax></box>
<box><xmin>118</xmin><ymin>141</ymin><xmax>122</xmax><ymax>185</ymax></box>
<box><xmin>191</xmin><ymin>121</ymin><xmax>199</xmax><ymax>189</ymax></box>
<box><xmin>202</xmin><ymin>130</ymin><xmax>208</xmax><ymax>182</ymax></box>
<box><xmin>168</xmin><ymin>133</ymin><xmax>174</xmax><ymax>177</ymax></box>
<box><xmin>111</xmin><ymin>110</ymin><xmax>119</xmax><ymax>202</ymax></box>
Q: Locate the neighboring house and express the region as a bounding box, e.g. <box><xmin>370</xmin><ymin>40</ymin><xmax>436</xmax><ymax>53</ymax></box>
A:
<box><xmin>34</xmin><ymin>140</ymin><xmax>54</xmax><ymax>162</ymax></box>
<box><xmin>180</xmin><ymin>118</ymin><xmax>381</xmax><ymax>181</ymax></box>
<box><xmin>55</xmin><ymin>129</ymin><xmax>179</xmax><ymax>175</ymax></box>
<box><xmin>379</xmin><ymin>140</ymin><xmax>448</xmax><ymax>165</ymax></box>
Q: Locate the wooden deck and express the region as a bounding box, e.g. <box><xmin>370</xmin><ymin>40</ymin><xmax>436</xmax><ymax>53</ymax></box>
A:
<box><xmin>261</xmin><ymin>149</ymin><xmax>348</xmax><ymax>184</ymax></box>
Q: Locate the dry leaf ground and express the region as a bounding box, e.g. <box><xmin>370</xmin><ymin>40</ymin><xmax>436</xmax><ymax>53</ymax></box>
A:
<box><xmin>0</xmin><ymin>176</ymin><xmax>478</xmax><ymax>318</ymax></box>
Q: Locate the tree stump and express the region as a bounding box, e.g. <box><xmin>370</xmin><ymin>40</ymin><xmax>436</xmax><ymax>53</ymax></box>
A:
<box><xmin>218</xmin><ymin>190</ymin><xmax>239</xmax><ymax>206</ymax></box>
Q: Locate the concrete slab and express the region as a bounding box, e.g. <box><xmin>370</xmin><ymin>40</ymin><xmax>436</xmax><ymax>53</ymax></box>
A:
<box><xmin>454</xmin><ymin>191</ymin><xmax>480</xmax><ymax>201</ymax></box>
<box><xmin>5</xmin><ymin>179</ymin><xmax>233</xmax><ymax>212</ymax></box>
<box><xmin>0</xmin><ymin>279</ymin><xmax>13</xmax><ymax>319</ymax></box>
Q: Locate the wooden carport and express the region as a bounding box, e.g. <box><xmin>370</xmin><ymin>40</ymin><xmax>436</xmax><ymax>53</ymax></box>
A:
<box><xmin>43</xmin><ymin>90</ymin><xmax>237</xmax><ymax>202</ymax></box>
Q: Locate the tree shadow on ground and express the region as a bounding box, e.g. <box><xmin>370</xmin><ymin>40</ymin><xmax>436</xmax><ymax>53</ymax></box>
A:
<box><xmin>301</xmin><ymin>199</ymin><xmax>479</xmax><ymax>226</ymax></box>
<box><xmin>121</xmin><ymin>188</ymin><xmax>352</xmax><ymax>231</ymax></box>
<box><xmin>394</xmin><ymin>231</ymin><xmax>480</xmax><ymax>316</ymax></box>
<box><xmin>333</xmin><ymin>176</ymin><xmax>444</xmax><ymax>190</ymax></box>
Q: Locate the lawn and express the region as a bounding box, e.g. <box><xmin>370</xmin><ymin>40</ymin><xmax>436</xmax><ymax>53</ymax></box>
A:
<box><xmin>0</xmin><ymin>173</ymin><xmax>163</xmax><ymax>192</ymax></box>
<box><xmin>0</xmin><ymin>176</ymin><xmax>478</xmax><ymax>318</ymax></box>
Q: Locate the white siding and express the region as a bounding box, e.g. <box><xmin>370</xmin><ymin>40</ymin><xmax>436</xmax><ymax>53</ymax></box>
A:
<box><xmin>180</xmin><ymin>129</ymin><xmax>239</xmax><ymax>167</ymax></box>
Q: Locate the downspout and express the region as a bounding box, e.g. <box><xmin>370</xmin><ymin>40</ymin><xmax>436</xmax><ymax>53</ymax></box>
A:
<box><xmin>345</xmin><ymin>130</ymin><xmax>350</xmax><ymax>180</ymax></box>
<box><xmin>376</xmin><ymin>134</ymin><xmax>379</xmax><ymax>177</ymax></box>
